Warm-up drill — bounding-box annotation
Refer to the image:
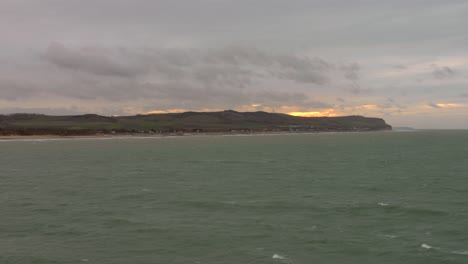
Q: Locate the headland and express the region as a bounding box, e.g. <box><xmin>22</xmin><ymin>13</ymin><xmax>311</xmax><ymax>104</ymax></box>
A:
<box><xmin>0</xmin><ymin>110</ymin><xmax>392</xmax><ymax>137</ymax></box>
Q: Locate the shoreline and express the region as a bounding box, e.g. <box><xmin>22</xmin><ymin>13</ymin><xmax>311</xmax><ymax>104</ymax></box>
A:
<box><xmin>0</xmin><ymin>130</ymin><xmax>393</xmax><ymax>141</ymax></box>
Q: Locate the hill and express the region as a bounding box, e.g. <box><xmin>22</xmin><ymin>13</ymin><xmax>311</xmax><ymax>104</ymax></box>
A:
<box><xmin>0</xmin><ymin>110</ymin><xmax>392</xmax><ymax>136</ymax></box>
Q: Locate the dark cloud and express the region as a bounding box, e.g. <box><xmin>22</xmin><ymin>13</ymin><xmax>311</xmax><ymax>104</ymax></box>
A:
<box><xmin>431</xmin><ymin>64</ymin><xmax>456</xmax><ymax>79</ymax></box>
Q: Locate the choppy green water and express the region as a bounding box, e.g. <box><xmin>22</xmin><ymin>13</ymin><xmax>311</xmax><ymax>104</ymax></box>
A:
<box><xmin>1</xmin><ymin>130</ymin><xmax>468</xmax><ymax>264</ymax></box>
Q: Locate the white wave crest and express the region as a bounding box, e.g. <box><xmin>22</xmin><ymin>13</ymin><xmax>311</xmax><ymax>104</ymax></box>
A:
<box><xmin>421</xmin><ymin>243</ymin><xmax>433</xmax><ymax>249</ymax></box>
<box><xmin>272</xmin><ymin>254</ymin><xmax>287</xmax><ymax>260</ymax></box>
<box><xmin>452</xmin><ymin>250</ymin><xmax>468</xmax><ymax>255</ymax></box>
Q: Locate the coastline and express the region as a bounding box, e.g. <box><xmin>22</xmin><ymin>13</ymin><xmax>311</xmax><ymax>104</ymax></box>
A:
<box><xmin>0</xmin><ymin>112</ymin><xmax>393</xmax><ymax>139</ymax></box>
<box><xmin>0</xmin><ymin>130</ymin><xmax>394</xmax><ymax>141</ymax></box>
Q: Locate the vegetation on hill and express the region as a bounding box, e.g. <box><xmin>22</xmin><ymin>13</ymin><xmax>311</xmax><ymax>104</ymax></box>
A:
<box><xmin>0</xmin><ymin>110</ymin><xmax>392</xmax><ymax>136</ymax></box>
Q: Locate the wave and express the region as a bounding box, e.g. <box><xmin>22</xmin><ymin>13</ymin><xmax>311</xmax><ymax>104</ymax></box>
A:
<box><xmin>420</xmin><ymin>243</ymin><xmax>468</xmax><ymax>257</ymax></box>
<box><xmin>452</xmin><ymin>250</ymin><xmax>468</xmax><ymax>255</ymax></box>
<box><xmin>272</xmin><ymin>254</ymin><xmax>287</xmax><ymax>259</ymax></box>
<box><xmin>421</xmin><ymin>243</ymin><xmax>434</xmax><ymax>249</ymax></box>
<box><xmin>332</xmin><ymin>203</ymin><xmax>450</xmax><ymax>217</ymax></box>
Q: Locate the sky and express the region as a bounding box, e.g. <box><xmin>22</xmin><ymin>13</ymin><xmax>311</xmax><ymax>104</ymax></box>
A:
<box><xmin>1</xmin><ymin>0</ymin><xmax>467</xmax><ymax>128</ymax></box>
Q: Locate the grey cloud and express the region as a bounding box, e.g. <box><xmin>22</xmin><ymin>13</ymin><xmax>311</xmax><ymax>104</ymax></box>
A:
<box><xmin>461</xmin><ymin>93</ymin><xmax>468</xmax><ymax>97</ymax></box>
<box><xmin>3</xmin><ymin>0</ymin><xmax>464</xmax><ymax>55</ymax></box>
<box><xmin>379</xmin><ymin>98</ymin><xmax>405</xmax><ymax>110</ymax></box>
<box><xmin>0</xmin><ymin>79</ymin><xmax>38</xmax><ymax>100</ymax></box>
<box><xmin>428</xmin><ymin>102</ymin><xmax>441</xmax><ymax>108</ymax></box>
<box><xmin>31</xmin><ymin>44</ymin><xmax>354</xmax><ymax>108</ymax></box>
<box><xmin>431</xmin><ymin>64</ymin><xmax>456</xmax><ymax>79</ymax></box>
<box><xmin>345</xmin><ymin>83</ymin><xmax>373</xmax><ymax>95</ymax></box>
<box><xmin>337</xmin><ymin>63</ymin><xmax>370</xmax><ymax>95</ymax></box>
<box><xmin>202</xmin><ymin>47</ymin><xmax>273</xmax><ymax>67</ymax></box>
<box><xmin>196</xmin><ymin>47</ymin><xmax>332</xmax><ymax>86</ymax></box>
<box><xmin>42</xmin><ymin>44</ymin><xmax>334</xmax><ymax>87</ymax></box>
<box><xmin>340</xmin><ymin>62</ymin><xmax>361</xmax><ymax>81</ymax></box>
<box><xmin>79</xmin><ymin>78</ymin><xmax>329</xmax><ymax>111</ymax></box>
<box><xmin>275</xmin><ymin>70</ymin><xmax>329</xmax><ymax>85</ymax></box>
<box><xmin>0</xmin><ymin>107</ymin><xmax>84</xmax><ymax>115</ymax></box>
<box><xmin>268</xmin><ymin>55</ymin><xmax>331</xmax><ymax>85</ymax></box>
<box><xmin>193</xmin><ymin>65</ymin><xmax>257</xmax><ymax>89</ymax></box>
<box><xmin>275</xmin><ymin>55</ymin><xmax>330</xmax><ymax>72</ymax></box>
<box><xmin>304</xmin><ymin>100</ymin><xmax>333</xmax><ymax>109</ymax></box>
<box><xmin>1</xmin><ymin>0</ymin><xmax>468</xmax><ymax>127</ymax></box>
<box><xmin>57</xmin><ymin>79</ymin><xmax>155</xmax><ymax>101</ymax></box>
<box><xmin>250</xmin><ymin>91</ymin><xmax>307</xmax><ymax>106</ymax></box>
<box><xmin>143</xmin><ymin>82</ymin><xmax>329</xmax><ymax>110</ymax></box>
<box><xmin>44</xmin><ymin>42</ymin><xmax>144</xmax><ymax>78</ymax></box>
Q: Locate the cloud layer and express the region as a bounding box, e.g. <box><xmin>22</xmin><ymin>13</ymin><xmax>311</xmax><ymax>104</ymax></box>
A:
<box><xmin>1</xmin><ymin>0</ymin><xmax>468</xmax><ymax>128</ymax></box>
<box><xmin>4</xmin><ymin>43</ymin><xmax>361</xmax><ymax>111</ymax></box>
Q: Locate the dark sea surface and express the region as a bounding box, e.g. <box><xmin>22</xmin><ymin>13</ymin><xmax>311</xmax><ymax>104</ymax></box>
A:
<box><xmin>1</xmin><ymin>130</ymin><xmax>468</xmax><ymax>264</ymax></box>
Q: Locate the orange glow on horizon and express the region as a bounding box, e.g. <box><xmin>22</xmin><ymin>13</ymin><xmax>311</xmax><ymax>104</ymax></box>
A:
<box><xmin>359</xmin><ymin>104</ymin><xmax>378</xmax><ymax>110</ymax></box>
<box><xmin>435</xmin><ymin>103</ymin><xmax>465</xmax><ymax>108</ymax></box>
<box><xmin>145</xmin><ymin>108</ymin><xmax>340</xmax><ymax>118</ymax></box>
<box><xmin>288</xmin><ymin>110</ymin><xmax>338</xmax><ymax>117</ymax></box>
<box><xmin>144</xmin><ymin>108</ymin><xmax>220</xmax><ymax>114</ymax></box>
<box><xmin>145</xmin><ymin>109</ymin><xmax>185</xmax><ymax>114</ymax></box>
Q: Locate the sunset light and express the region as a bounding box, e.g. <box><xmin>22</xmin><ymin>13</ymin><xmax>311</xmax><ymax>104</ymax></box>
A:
<box><xmin>288</xmin><ymin>110</ymin><xmax>338</xmax><ymax>117</ymax></box>
<box><xmin>435</xmin><ymin>103</ymin><xmax>465</xmax><ymax>108</ymax></box>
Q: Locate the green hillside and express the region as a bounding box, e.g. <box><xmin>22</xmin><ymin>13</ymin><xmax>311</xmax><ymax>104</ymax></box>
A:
<box><xmin>0</xmin><ymin>110</ymin><xmax>392</xmax><ymax>136</ymax></box>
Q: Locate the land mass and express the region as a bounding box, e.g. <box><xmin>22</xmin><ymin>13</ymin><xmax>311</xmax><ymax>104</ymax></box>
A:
<box><xmin>392</xmin><ymin>127</ymin><xmax>416</xmax><ymax>131</ymax></box>
<box><xmin>0</xmin><ymin>110</ymin><xmax>392</xmax><ymax>136</ymax></box>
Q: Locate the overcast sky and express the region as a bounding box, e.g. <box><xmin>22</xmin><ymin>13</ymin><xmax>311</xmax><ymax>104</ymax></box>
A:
<box><xmin>1</xmin><ymin>0</ymin><xmax>467</xmax><ymax>128</ymax></box>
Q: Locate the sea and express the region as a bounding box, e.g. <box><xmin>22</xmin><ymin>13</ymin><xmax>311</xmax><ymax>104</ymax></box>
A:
<box><xmin>1</xmin><ymin>130</ymin><xmax>467</xmax><ymax>264</ymax></box>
